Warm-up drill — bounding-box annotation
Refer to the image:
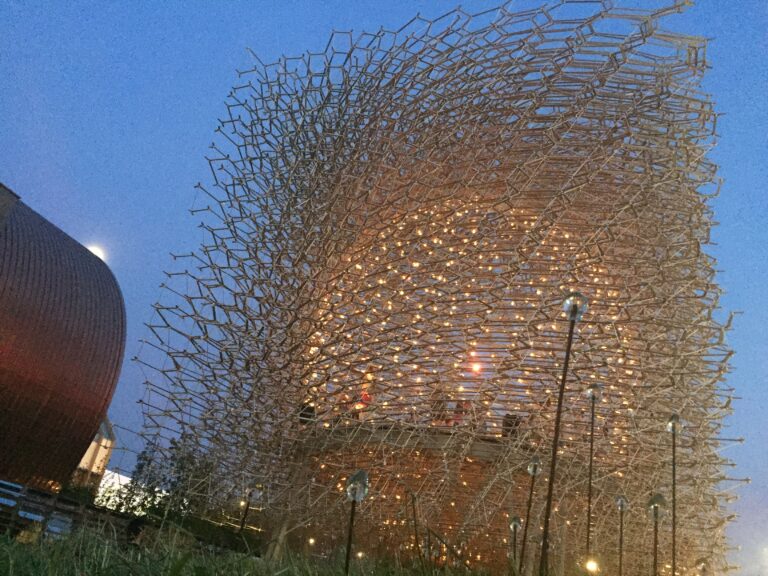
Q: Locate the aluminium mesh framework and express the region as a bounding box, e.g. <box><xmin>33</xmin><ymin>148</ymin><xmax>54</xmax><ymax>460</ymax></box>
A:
<box><xmin>138</xmin><ymin>1</ymin><xmax>737</xmax><ymax>574</ymax></box>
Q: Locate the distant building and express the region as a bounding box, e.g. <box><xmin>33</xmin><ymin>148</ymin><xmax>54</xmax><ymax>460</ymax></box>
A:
<box><xmin>71</xmin><ymin>418</ymin><xmax>116</xmax><ymax>493</ymax></box>
<box><xmin>0</xmin><ymin>183</ymin><xmax>125</xmax><ymax>491</ymax></box>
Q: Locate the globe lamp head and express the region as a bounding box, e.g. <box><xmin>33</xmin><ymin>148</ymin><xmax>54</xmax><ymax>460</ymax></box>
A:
<box><xmin>527</xmin><ymin>456</ymin><xmax>542</xmax><ymax>477</ymax></box>
<box><xmin>585</xmin><ymin>383</ymin><xmax>602</xmax><ymax>402</ymax></box>
<box><xmin>563</xmin><ymin>291</ymin><xmax>589</xmax><ymax>322</ymax></box>
<box><xmin>346</xmin><ymin>469</ymin><xmax>369</xmax><ymax>502</ymax></box>
<box><xmin>647</xmin><ymin>493</ymin><xmax>667</xmax><ymax>516</ymax></box>
<box><xmin>667</xmin><ymin>413</ymin><xmax>681</xmax><ymax>433</ymax></box>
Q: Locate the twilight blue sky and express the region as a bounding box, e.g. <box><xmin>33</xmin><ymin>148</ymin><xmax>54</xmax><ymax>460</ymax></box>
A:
<box><xmin>1</xmin><ymin>0</ymin><xmax>766</xmax><ymax>572</ymax></box>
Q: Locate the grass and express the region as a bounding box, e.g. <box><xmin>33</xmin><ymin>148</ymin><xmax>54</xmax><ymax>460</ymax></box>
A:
<box><xmin>0</xmin><ymin>528</ymin><xmax>484</xmax><ymax>576</ymax></box>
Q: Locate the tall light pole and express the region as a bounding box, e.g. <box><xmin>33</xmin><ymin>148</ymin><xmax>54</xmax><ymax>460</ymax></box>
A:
<box><xmin>615</xmin><ymin>495</ymin><xmax>628</xmax><ymax>576</ymax></box>
<box><xmin>667</xmin><ymin>413</ymin><xmax>680</xmax><ymax>576</ymax></box>
<box><xmin>538</xmin><ymin>291</ymin><xmax>588</xmax><ymax>576</ymax></box>
<box><xmin>238</xmin><ymin>488</ymin><xmax>253</xmax><ymax>533</ymax></box>
<box><xmin>344</xmin><ymin>470</ymin><xmax>369</xmax><ymax>576</ymax></box>
<box><xmin>584</xmin><ymin>383</ymin><xmax>601</xmax><ymax>560</ymax></box>
<box><xmin>520</xmin><ymin>456</ymin><xmax>542</xmax><ymax>574</ymax></box>
<box><xmin>648</xmin><ymin>493</ymin><xmax>666</xmax><ymax>576</ymax></box>
<box><xmin>509</xmin><ymin>515</ymin><xmax>522</xmax><ymax>573</ymax></box>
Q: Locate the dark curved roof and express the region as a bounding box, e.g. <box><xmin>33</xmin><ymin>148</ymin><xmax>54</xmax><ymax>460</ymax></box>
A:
<box><xmin>0</xmin><ymin>184</ymin><xmax>126</xmax><ymax>490</ymax></box>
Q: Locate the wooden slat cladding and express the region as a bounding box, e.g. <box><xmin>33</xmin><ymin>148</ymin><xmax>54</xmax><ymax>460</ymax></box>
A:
<box><xmin>0</xmin><ymin>186</ymin><xmax>126</xmax><ymax>491</ymax></box>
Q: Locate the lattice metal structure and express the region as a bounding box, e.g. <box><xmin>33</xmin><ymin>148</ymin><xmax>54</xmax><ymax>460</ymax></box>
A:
<box><xmin>138</xmin><ymin>2</ymin><xmax>737</xmax><ymax>573</ymax></box>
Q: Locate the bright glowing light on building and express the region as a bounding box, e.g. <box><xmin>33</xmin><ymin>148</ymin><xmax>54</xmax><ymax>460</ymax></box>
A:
<box><xmin>585</xmin><ymin>558</ymin><xmax>600</xmax><ymax>573</ymax></box>
<box><xmin>86</xmin><ymin>244</ymin><xmax>107</xmax><ymax>261</ymax></box>
<box><xmin>471</xmin><ymin>363</ymin><xmax>482</xmax><ymax>373</ymax></box>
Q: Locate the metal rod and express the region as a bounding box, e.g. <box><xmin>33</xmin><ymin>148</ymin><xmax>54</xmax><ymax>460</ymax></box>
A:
<box><xmin>345</xmin><ymin>499</ymin><xmax>357</xmax><ymax>576</ymax></box>
<box><xmin>238</xmin><ymin>492</ymin><xmax>252</xmax><ymax>534</ymax></box>
<box><xmin>512</xmin><ymin>524</ymin><xmax>518</xmax><ymax>567</ymax></box>
<box><xmin>586</xmin><ymin>394</ymin><xmax>596</xmax><ymax>555</ymax></box>
<box><xmin>520</xmin><ymin>470</ymin><xmax>537</xmax><ymax>573</ymax></box>
<box><xmin>538</xmin><ymin>314</ymin><xmax>577</xmax><ymax>575</ymax></box>
<box><xmin>672</xmin><ymin>423</ymin><xmax>677</xmax><ymax>576</ymax></box>
<box><xmin>411</xmin><ymin>492</ymin><xmax>424</xmax><ymax>565</ymax></box>
<box><xmin>618</xmin><ymin>506</ymin><xmax>624</xmax><ymax>576</ymax></box>
<box><xmin>426</xmin><ymin>525</ymin><xmax>432</xmax><ymax>565</ymax></box>
<box><xmin>653</xmin><ymin>505</ymin><xmax>659</xmax><ymax>576</ymax></box>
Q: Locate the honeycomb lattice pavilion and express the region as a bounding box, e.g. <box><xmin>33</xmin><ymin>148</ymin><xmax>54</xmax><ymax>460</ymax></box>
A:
<box><xmin>138</xmin><ymin>2</ymin><xmax>736</xmax><ymax>574</ymax></box>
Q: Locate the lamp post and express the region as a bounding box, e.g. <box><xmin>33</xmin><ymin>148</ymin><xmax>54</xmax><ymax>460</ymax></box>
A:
<box><xmin>238</xmin><ymin>489</ymin><xmax>252</xmax><ymax>533</ymax></box>
<box><xmin>584</xmin><ymin>383</ymin><xmax>601</xmax><ymax>559</ymax></box>
<box><xmin>648</xmin><ymin>493</ymin><xmax>666</xmax><ymax>576</ymax></box>
<box><xmin>345</xmin><ymin>470</ymin><xmax>369</xmax><ymax>575</ymax></box>
<box><xmin>520</xmin><ymin>456</ymin><xmax>542</xmax><ymax>574</ymax></box>
<box><xmin>237</xmin><ymin>484</ymin><xmax>262</xmax><ymax>533</ymax></box>
<box><xmin>538</xmin><ymin>291</ymin><xmax>588</xmax><ymax>576</ymax></box>
<box><xmin>667</xmin><ymin>413</ymin><xmax>680</xmax><ymax>576</ymax></box>
<box><xmin>615</xmin><ymin>496</ymin><xmax>628</xmax><ymax>576</ymax></box>
<box><xmin>510</xmin><ymin>515</ymin><xmax>522</xmax><ymax>573</ymax></box>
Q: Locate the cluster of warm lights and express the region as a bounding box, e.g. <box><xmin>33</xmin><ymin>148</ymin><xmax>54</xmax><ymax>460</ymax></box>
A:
<box><xmin>140</xmin><ymin>2</ymin><xmax>735</xmax><ymax>574</ymax></box>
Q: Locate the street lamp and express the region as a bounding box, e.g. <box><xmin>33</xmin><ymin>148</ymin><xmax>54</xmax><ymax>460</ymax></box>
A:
<box><xmin>648</xmin><ymin>493</ymin><xmax>667</xmax><ymax>576</ymax></box>
<box><xmin>520</xmin><ymin>455</ymin><xmax>542</xmax><ymax>574</ymax></box>
<box><xmin>237</xmin><ymin>485</ymin><xmax>262</xmax><ymax>533</ymax></box>
<box><xmin>584</xmin><ymin>383</ymin><xmax>601</xmax><ymax>557</ymax></box>
<box><xmin>615</xmin><ymin>496</ymin><xmax>628</xmax><ymax>576</ymax></box>
<box><xmin>509</xmin><ymin>515</ymin><xmax>522</xmax><ymax>572</ymax></box>
<box><xmin>345</xmin><ymin>470</ymin><xmax>369</xmax><ymax>575</ymax></box>
<box><xmin>667</xmin><ymin>413</ymin><xmax>681</xmax><ymax>576</ymax></box>
<box><xmin>538</xmin><ymin>291</ymin><xmax>588</xmax><ymax>576</ymax></box>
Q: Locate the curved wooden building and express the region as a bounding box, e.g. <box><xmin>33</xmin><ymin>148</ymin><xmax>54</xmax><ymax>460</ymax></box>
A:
<box><xmin>0</xmin><ymin>184</ymin><xmax>125</xmax><ymax>491</ymax></box>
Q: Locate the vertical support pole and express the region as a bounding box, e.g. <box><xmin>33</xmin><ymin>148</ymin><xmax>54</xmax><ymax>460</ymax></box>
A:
<box><xmin>411</xmin><ymin>492</ymin><xmax>424</xmax><ymax>564</ymax></box>
<box><xmin>512</xmin><ymin>523</ymin><xmax>518</xmax><ymax>569</ymax></box>
<box><xmin>587</xmin><ymin>394</ymin><xmax>595</xmax><ymax>556</ymax></box>
<box><xmin>426</xmin><ymin>524</ymin><xmax>432</xmax><ymax>565</ymax></box>
<box><xmin>672</xmin><ymin>423</ymin><xmax>677</xmax><ymax>576</ymax></box>
<box><xmin>618</xmin><ymin>505</ymin><xmax>624</xmax><ymax>576</ymax></box>
<box><xmin>538</xmin><ymin>315</ymin><xmax>577</xmax><ymax>575</ymax></box>
<box><xmin>520</xmin><ymin>472</ymin><xmax>537</xmax><ymax>573</ymax></box>
<box><xmin>345</xmin><ymin>499</ymin><xmax>357</xmax><ymax>576</ymax></box>
<box><xmin>652</xmin><ymin>506</ymin><xmax>659</xmax><ymax>576</ymax></box>
<box><xmin>238</xmin><ymin>491</ymin><xmax>252</xmax><ymax>534</ymax></box>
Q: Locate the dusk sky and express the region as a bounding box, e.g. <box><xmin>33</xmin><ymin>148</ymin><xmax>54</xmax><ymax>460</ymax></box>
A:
<box><xmin>1</xmin><ymin>1</ymin><xmax>766</xmax><ymax>572</ymax></box>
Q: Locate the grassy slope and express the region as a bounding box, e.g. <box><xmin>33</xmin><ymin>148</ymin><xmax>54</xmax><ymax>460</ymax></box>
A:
<box><xmin>0</xmin><ymin>529</ymin><xmax>482</xmax><ymax>576</ymax></box>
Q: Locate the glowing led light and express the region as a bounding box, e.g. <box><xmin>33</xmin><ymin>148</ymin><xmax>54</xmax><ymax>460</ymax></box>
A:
<box><xmin>585</xmin><ymin>558</ymin><xmax>600</xmax><ymax>573</ymax></box>
<box><xmin>308</xmin><ymin>537</ymin><xmax>316</xmax><ymax>545</ymax></box>
<box><xmin>471</xmin><ymin>363</ymin><xmax>482</xmax><ymax>373</ymax></box>
<box><xmin>86</xmin><ymin>244</ymin><xmax>107</xmax><ymax>261</ymax></box>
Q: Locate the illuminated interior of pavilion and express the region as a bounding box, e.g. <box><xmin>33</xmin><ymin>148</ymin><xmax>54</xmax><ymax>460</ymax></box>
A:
<box><xmin>138</xmin><ymin>2</ymin><xmax>738</xmax><ymax>574</ymax></box>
